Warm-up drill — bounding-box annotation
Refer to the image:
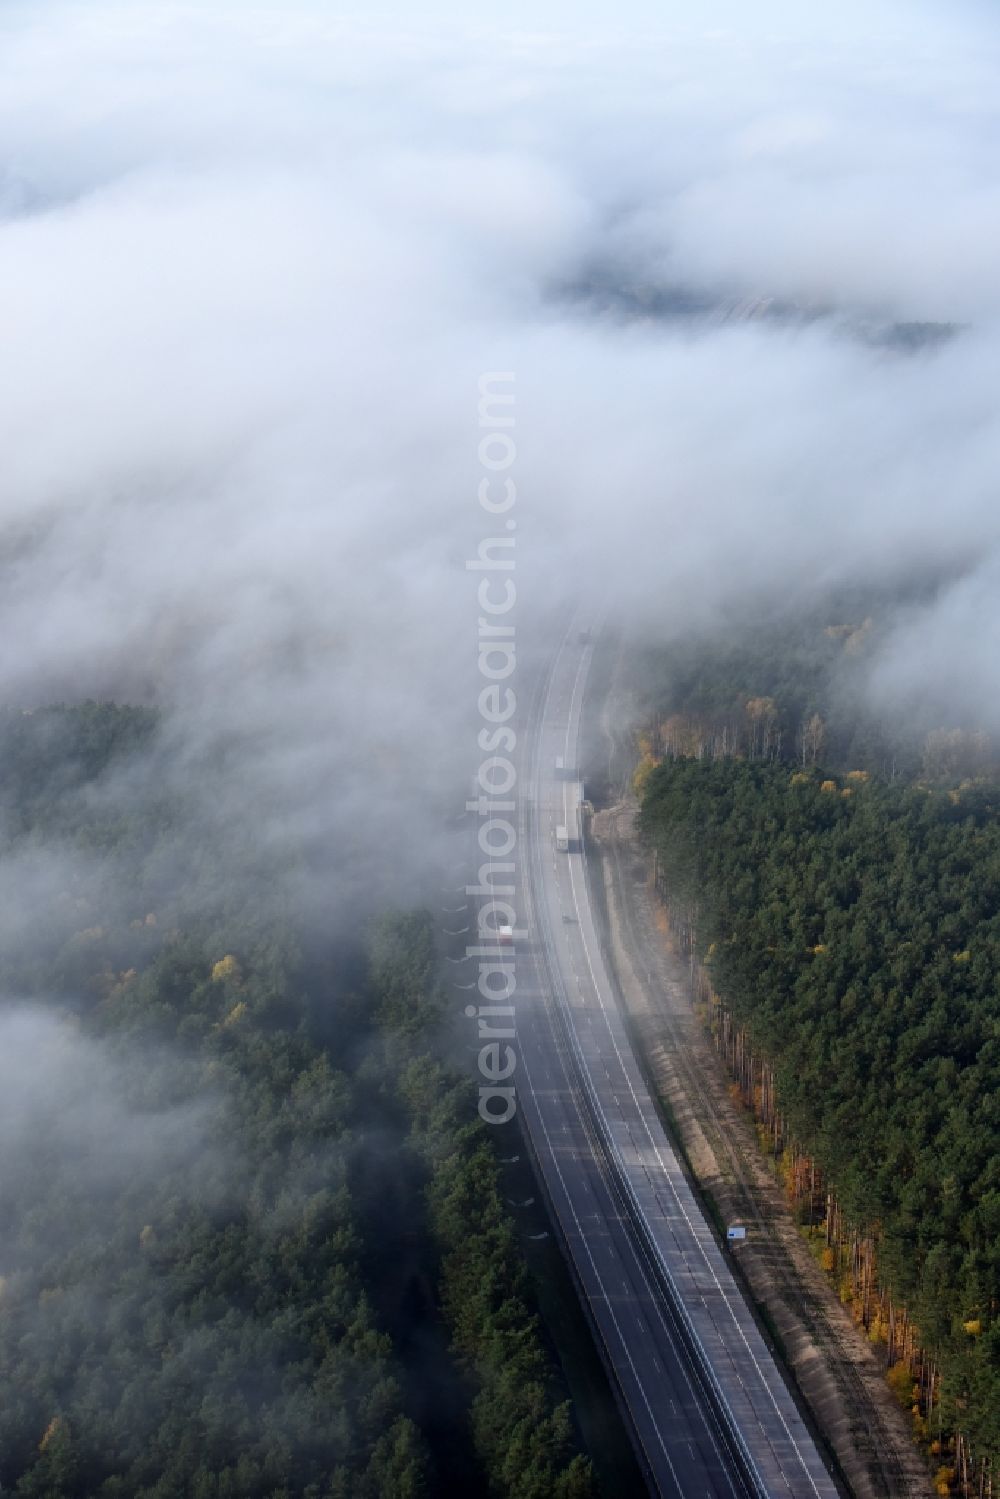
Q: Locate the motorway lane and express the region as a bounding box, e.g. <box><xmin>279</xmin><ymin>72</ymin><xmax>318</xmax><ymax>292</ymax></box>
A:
<box><xmin>515</xmin><ymin>879</ymin><xmax>744</xmax><ymax>1498</ymax></box>
<box><xmin>511</xmin><ymin>639</ymin><xmax>745</xmax><ymax>1497</ymax></box>
<box><xmin>511</xmin><ymin>618</ymin><xmax>841</xmax><ymax>1499</ymax></box>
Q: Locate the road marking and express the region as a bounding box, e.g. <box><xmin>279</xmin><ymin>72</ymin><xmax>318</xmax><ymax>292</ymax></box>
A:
<box><xmin>546</xmin><ymin>622</ymin><xmax>829</xmax><ymax>1499</ymax></box>
<box><xmin>519</xmin><ymin>637</ymin><xmax>742</xmax><ymax>1499</ymax></box>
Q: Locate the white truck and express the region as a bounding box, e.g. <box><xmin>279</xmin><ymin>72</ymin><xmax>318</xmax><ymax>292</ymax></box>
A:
<box><xmin>554</xmin><ymin>825</ymin><xmax>570</xmax><ymax>852</ymax></box>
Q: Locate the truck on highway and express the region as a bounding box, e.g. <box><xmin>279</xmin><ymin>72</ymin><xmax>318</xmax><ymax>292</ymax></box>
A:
<box><xmin>554</xmin><ymin>825</ymin><xmax>570</xmax><ymax>852</ymax></box>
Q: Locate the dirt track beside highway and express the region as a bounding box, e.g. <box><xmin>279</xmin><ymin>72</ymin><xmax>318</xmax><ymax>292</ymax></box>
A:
<box><xmin>590</xmin><ymin>794</ymin><xmax>933</xmax><ymax>1499</ymax></box>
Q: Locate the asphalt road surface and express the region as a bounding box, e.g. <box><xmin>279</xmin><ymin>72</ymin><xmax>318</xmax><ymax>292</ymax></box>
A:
<box><xmin>504</xmin><ymin>617</ymin><xmax>841</xmax><ymax>1499</ymax></box>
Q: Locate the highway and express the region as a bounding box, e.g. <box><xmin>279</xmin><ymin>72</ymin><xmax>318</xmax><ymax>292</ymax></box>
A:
<box><xmin>506</xmin><ymin>618</ymin><xmax>841</xmax><ymax>1498</ymax></box>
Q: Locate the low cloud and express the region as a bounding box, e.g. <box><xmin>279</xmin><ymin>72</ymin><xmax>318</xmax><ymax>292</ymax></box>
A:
<box><xmin>0</xmin><ymin>1007</ymin><xmax>224</xmax><ymax>1247</ymax></box>
<box><xmin>0</xmin><ymin>0</ymin><xmax>998</xmax><ymax>905</ymax></box>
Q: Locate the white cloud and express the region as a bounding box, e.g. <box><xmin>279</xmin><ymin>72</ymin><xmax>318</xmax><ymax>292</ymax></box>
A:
<box><xmin>0</xmin><ymin>0</ymin><xmax>999</xmax><ymax>882</ymax></box>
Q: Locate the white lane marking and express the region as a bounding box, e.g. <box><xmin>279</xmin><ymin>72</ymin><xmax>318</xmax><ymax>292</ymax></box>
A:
<box><xmin>517</xmin><ymin>1038</ymin><xmax>688</xmax><ymax>1497</ymax></box>
<box><xmin>523</xmin><ymin>641</ymin><xmax>740</xmax><ymax>1499</ymax></box>
<box><xmin>548</xmin><ymin>626</ymin><xmax>827</xmax><ymax>1499</ymax></box>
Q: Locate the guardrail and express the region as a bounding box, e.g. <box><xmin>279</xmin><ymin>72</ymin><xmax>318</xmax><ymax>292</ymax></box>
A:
<box><xmin>542</xmin><ymin>926</ymin><xmax>770</xmax><ymax>1495</ymax></box>
<box><xmin>521</xmin><ymin>786</ymin><xmax>770</xmax><ymax>1498</ymax></box>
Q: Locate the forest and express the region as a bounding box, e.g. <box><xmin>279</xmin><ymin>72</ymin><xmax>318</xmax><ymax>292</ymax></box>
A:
<box><xmin>640</xmin><ymin>756</ymin><xmax>1000</xmax><ymax>1480</ymax></box>
<box><xmin>630</xmin><ymin>581</ymin><xmax>995</xmax><ymax>784</ymax></box>
<box><xmin>0</xmin><ymin>705</ymin><xmax>594</xmax><ymax>1499</ymax></box>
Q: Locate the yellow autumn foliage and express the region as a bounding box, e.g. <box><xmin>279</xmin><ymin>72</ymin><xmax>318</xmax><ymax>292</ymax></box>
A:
<box><xmin>632</xmin><ymin>752</ymin><xmax>661</xmax><ymax>797</ymax></box>
<box><xmin>820</xmin><ymin>779</ymin><xmax>838</xmax><ymax>793</ymax></box>
<box><xmin>39</xmin><ymin>1416</ymin><xmax>64</xmax><ymax>1452</ymax></box>
<box><xmin>745</xmin><ymin>695</ymin><xmax>777</xmax><ymax>720</ymax></box>
<box><xmin>845</xmin><ymin>618</ymin><xmax>874</xmax><ymax>654</ymax></box>
<box><xmin>211</xmin><ymin>954</ymin><xmax>240</xmax><ymax>984</ymax></box>
<box><xmin>74</xmin><ymin>926</ymin><xmax>105</xmax><ymax>943</ymax></box>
